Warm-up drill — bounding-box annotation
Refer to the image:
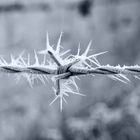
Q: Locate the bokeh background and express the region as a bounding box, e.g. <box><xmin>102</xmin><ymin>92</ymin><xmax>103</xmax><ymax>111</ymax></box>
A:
<box><xmin>0</xmin><ymin>0</ymin><xmax>140</xmax><ymax>139</ymax></box>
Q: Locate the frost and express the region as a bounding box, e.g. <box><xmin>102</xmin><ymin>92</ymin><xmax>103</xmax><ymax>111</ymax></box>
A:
<box><xmin>0</xmin><ymin>32</ymin><xmax>139</xmax><ymax>110</ymax></box>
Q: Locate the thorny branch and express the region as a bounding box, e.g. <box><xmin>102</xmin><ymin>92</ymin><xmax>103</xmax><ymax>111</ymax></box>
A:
<box><xmin>0</xmin><ymin>32</ymin><xmax>140</xmax><ymax>110</ymax></box>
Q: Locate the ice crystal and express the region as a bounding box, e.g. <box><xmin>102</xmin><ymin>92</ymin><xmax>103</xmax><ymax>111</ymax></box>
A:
<box><xmin>0</xmin><ymin>32</ymin><xmax>138</xmax><ymax>110</ymax></box>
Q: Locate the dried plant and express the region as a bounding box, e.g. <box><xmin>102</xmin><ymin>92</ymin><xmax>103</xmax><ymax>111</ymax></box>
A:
<box><xmin>0</xmin><ymin>32</ymin><xmax>140</xmax><ymax>110</ymax></box>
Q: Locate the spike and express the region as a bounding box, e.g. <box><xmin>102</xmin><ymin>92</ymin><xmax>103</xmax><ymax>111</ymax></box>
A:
<box><xmin>60</xmin><ymin>95</ymin><xmax>63</xmax><ymax>111</ymax></box>
<box><xmin>39</xmin><ymin>32</ymin><xmax>53</xmax><ymax>54</ymax></box>
<box><xmin>34</xmin><ymin>50</ymin><xmax>39</xmax><ymax>65</ymax></box>
<box><xmin>49</xmin><ymin>95</ymin><xmax>59</xmax><ymax>106</ymax></box>
<box><xmin>56</xmin><ymin>32</ymin><xmax>63</xmax><ymax>54</ymax></box>
<box><xmin>89</xmin><ymin>51</ymin><xmax>108</xmax><ymax>58</ymax></box>
<box><xmin>63</xmin><ymin>97</ymin><xmax>68</xmax><ymax>104</ymax></box>
<box><xmin>60</xmin><ymin>49</ymin><xmax>70</xmax><ymax>57</ymax></box>
<box><xmin>82</xmin><ymin>41</ymin><xmax>92</xmax><ymax>57</ymax></box>
<box><xmin>77</xmin><ymin>43</ymin><xmax>81</xmax><ymax>56</ymax></box>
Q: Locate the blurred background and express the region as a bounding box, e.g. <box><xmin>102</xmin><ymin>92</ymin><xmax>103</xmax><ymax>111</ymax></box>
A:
<box><xmin>0</xmin><ymin>0</ymin><xmax>140</xmax><ymax>139</ymax></box>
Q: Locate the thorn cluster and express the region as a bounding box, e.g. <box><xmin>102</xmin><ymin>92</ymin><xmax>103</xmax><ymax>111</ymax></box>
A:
<box><xmin>0</xmin><ymin>32</ymin><xmax>140</xmax><ymax>110</ymax></box>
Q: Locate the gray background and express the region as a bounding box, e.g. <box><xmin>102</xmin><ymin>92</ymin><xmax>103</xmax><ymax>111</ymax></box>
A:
<box><xmin>0</xmin><ymin>0</ymin><xmax>140</xmax><ymax>139</ymax></box>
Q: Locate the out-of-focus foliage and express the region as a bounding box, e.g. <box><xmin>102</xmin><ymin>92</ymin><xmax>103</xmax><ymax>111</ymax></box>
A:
<box><xmin>0</xmin><ymin>0</ymin><xmax>140</xmax><ymax>139</ymax></box>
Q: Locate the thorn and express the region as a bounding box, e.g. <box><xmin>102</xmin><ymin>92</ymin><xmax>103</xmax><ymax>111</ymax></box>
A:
<box><xmin>83</xmin><ymin>61</ymin><xmax>92</xmax><ymax>68</ymax></box>
<box><xmin>27</xmin><ymin>54</ymin><xmax>30</xmax><ymax>66</ymax></box>
<box><xmin>46</xmin><ymin>32</ymin><xmax>50</xmax><ymax>51</ymax></box>
<box><xmin>10</xmin><ymin>54</ymin><xmax>15</xmax><ymax>64</ymax></box>
<box><xmin>0</xmin><ymin>56</ymin><xmax>7</xmax><ymax>65</ymax></box>
<box><xmin>42</xmin><ymin>53</ymin><xmax>46</xmax><ymax>65</ymax></box>
<box><xmin>88</xmin><ymin>58</ymin><xmax>100</xmax><ymax>66</ymax></box>
<box><xmin>70</xmin><ymin>91</ymin><xmax>86</xmax><ymax>96</ymax></box>
<box><xmin>119</xmin><ymin>74</ymin><xmax>130</xmax><ymax>82</ymax></box>
<box><xmin>60</xmin><ymin>49</ymin><xmax>71</xmax><ymax>57</ymax></box>
<box><xmin>49</xmin><ymin>95</ymin><xmax>59</xmax><ymax>106</ymax></box>
<box><xmin>34</xmin><ymin>50</ymin><xmax>39</xmax><ymax>65</ymax></box>
<box><xmin>43</xmin><ymin>75</ymin><xmax>49</xmax><ymax>82</ymax></box>
<box><xmin>135</xmin><ymin>75</ymin><xmax>140</xmax><ymax>80</ymax></box>
<box><xmin>70</xmin><ymin>77</ymin><xmax>79</xmax><ymax>92</ymax></box>
<box><xmin>89</xmin><ymin>51</ymin><xmax>108</xmax><ymax>58</ymax></box>
<box><xmin>82</xmin><ymin>41</ymin><xmax>92</xmax><ymax>57</ymax></box>
<box><xmin>77</xmin><ymin>43</ymin><xmax>81</xmax><ymax>56</ymax></box>
<box><xmin>109</xmin><ymin>75</ymin><xmax>128</xmax><ymax>84</ymax></box>
<box><xmin>60</xmin><ymin>95</ymin><xmax>63</xmax><ymax>111</ymax></box>
<box><xmin>16</xmin><ymin>51</ymin><xmax>25</xmax><ymax>64</ymax></box>
<box><xmin>39</xmin><ymin>32</ymin><xmax>52</xmax><ymax>55</ymax></box>
<box><xmin>38</xmin><ymin>75</ymin><xmax>46</xmax><ymax>85</ymax></box>
<box><xmin>63</xmin><ymin>97</ymin><xmax>68</xmax><ymax>104</ymax></box>
<box><xmin>56</xmin><ymin>32</ymin><xmax>63</xmax><ymax>54</ymax></box>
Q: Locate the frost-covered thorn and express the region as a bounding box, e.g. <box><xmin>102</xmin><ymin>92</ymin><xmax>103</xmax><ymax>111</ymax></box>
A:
<box><xmin>34</xmin><ymin>50</ymin><xmax>40</xmax><ymax>65</ymax></box>
<box><xmin>39</xmin><ymin>32</ymin><xmax>53</xmax><ymax>55</ymax></box>
<box><xmin>82</xmin><ymin>40</ymin><xmax>92</xmax><ymax>57</ymax></box>
<box><xmin>56</xmin><ymin>32</ymin><xmax>63</xmax><ymax>54</ymax></box>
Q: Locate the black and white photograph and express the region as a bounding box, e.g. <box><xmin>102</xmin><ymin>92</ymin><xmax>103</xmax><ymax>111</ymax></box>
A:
<box><xmin>0</xmin><ymin>0</ymin><xmax>140</xmax><ymax>140</ymax></box>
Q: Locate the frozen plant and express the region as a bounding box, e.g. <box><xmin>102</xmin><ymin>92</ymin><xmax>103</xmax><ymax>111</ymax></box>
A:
<box><xmin>0</xmin><ymin>32</ymin><xmax>140</xmax><ymax>110</ymax></box>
